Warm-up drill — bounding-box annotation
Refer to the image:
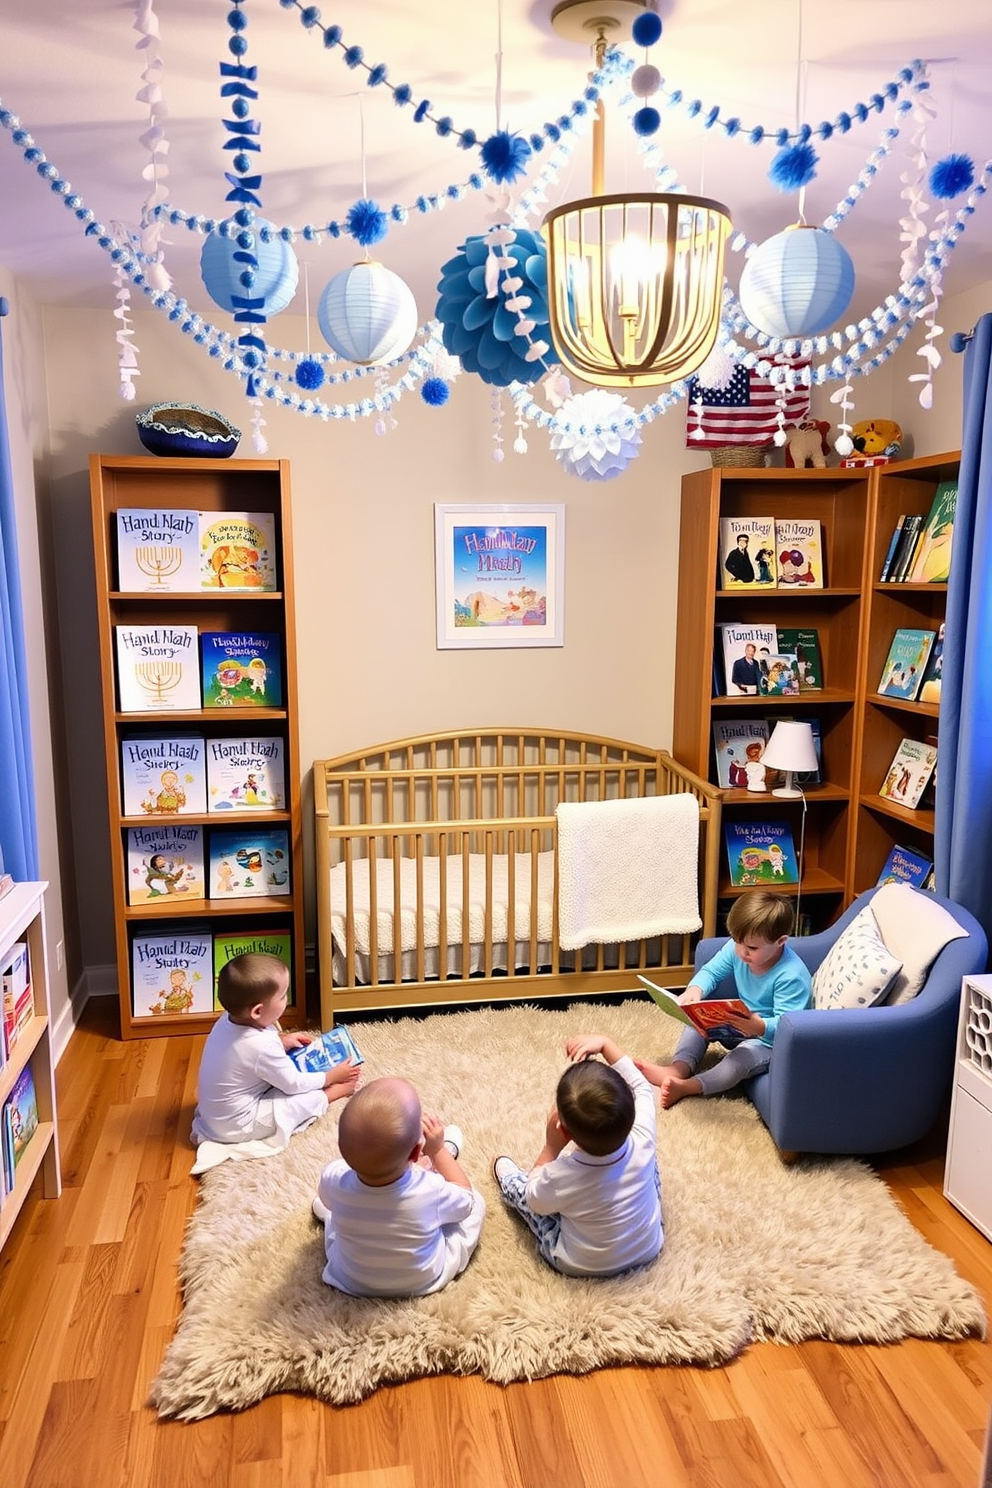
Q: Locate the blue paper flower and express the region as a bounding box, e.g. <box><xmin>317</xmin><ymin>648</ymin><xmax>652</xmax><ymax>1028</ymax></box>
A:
<box><xmin>435</xmin><ymin>230</ymin><xmax>558</xmax><ymax>388</ymax></box>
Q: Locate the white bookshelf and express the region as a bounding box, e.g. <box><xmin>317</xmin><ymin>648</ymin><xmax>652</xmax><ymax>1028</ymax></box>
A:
<box><xmin>944</xmin><ymin>973</ymin><xmax>992</xmax><ymax>1242</ymax></box>
<box><xmin>0</xmin><ymin>881</ymin><xmax>61</xmax><ymax>1251</ymax></box>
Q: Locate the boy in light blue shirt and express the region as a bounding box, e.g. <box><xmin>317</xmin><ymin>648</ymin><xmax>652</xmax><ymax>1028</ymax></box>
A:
<box><xmin>635</xmin><ymin>889</ymin><xmax>811</xmax><ymax>1109</ymax></box>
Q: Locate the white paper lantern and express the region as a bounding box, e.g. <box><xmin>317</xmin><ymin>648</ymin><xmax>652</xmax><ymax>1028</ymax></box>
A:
<box><xmin>317</xmin><ymin>261</ymin><xmax>418</xmax><ymax>365</ymax></box>
<box><xmin>739</xmin><ymin>226</ymin><xmax>855</xmax><ymax>339</ymax></box>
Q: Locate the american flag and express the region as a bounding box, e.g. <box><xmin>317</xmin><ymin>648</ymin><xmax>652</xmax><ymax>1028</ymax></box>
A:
<box><xmin>685</xmin><ymin>362</ymin><xmax>810</xmax><ymax>449</ymax></box>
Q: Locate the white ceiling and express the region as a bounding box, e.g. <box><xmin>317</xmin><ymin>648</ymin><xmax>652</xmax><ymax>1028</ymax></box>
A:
<box><xmin>1</xmin><ymin>0</ymin><xmax>991</xmax><ymax>339</ymax></box>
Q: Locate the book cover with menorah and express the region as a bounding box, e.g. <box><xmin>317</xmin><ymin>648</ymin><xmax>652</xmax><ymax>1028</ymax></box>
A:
<box><xmin>115</xmin><ymin>626</ymin><xmax>201</xmax><ymax>711</ymax></box>
<box><xmin>116</xmin><ymin>508</ymin><xmax>200</xmax><ymax>591</ymax></box>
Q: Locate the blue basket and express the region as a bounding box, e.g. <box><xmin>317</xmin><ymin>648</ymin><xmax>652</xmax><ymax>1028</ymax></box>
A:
<box><xmin>136</xmin><ymin>403</ymin><xmax>241</xmax><ymax>459</ymax></box>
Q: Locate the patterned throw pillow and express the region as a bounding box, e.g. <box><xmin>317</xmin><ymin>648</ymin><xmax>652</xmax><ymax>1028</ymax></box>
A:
<box><xmin>812</xmin><ymin>906</ymin><xmax>903</xmax><ymax>1010</ymax></box>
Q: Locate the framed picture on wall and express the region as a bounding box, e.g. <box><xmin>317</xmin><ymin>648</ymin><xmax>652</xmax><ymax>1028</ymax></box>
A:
<box><xmin>433</xmin><ymin>504</ymin><xmax>565</xmax><ymax>650</ymax></box>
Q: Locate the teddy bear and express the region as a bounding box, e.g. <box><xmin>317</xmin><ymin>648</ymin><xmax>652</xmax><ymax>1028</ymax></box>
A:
<box><xmin>785</xmin><ymin>419</ymin><xmax>831</xmax><ymax>469</ymax></box>
<box><xmin>851</xmin><ymin>418</ymin><xmax>902</xmax><ymax>457</ymax></box>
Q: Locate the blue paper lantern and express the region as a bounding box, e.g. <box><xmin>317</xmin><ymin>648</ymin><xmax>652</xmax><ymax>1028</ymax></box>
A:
<box><xmin>738</xmin><ymin>226</ymin><xmax>855</xmax><ymax>338</ymax></box>
<box><xmin>317</xmin><ymin>261</ymin><xmax>418</xmax><ymax>365</ymax></box>
<box><xmin>200</xmin><ymin>220</ymin><xmax>299</xmax><ymax>316</ymax></box>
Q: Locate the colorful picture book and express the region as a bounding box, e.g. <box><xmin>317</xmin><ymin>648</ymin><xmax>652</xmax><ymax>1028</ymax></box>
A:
<box><xmin>120</xmin><ymin>735</ymin><xmax>207</xmax><ymax>815</ymax></box>
<box><xmin>888</xmin><ymin>513</ymin><xmax>924</xmax><ymax>582</ymax></box>
<box><xmin>875</xmin><ymin>844</ymin><xmax>934</xmax><ymax>888</ymax></box>
<box><xmin>126</xmin><ymin>824</ymin><xmax>205</xmax><ymax>905</ymax></box>
<box><xmin>876</xmin><ymin>628</ymin><xmax>936</xmax><ymax>700</ymax></box>
<box><xmin>205</xmin><ymin>736</ymin><xmax>285</xmax><ymax>812</ymax></box>
<box><xmin>288</xmin><ymin>1026</ymin><xmax>364</xmax><ymax>1073</ymax></box>
<box><xmin>724</xmin><ymin>819</ymin><xmax>799</xmax><ymax>886</ymax></box>
<box><xmin>213</xmin><ymin>931</ymin><xmax>292</xmax><ymax>1008</ymax></box>
<box><xmin>718</xmin><ymin>516</ymin><xmax>776</xmax><ymax>589</ymax></box>
<box><xmin>637</xmin><ymin>975</ymin><xmax>749</xmax><ymax>1043</ymax></box>
<box><xmin>2</xmin><ymin>1064</ymin><xmax>39</xmax><ymax>1186</ymax></box>
<box><xmin>712</xmin><ymin>719</ymin><xmax>770</xmax><ymax>789</ymax></box>
<box><xmin>918</xmin><ymin>621</ymin><xmax>944</xmax><ymax>705</ymax></box>
<box><xmin>907</xmin><ymin>479</ymin><xmax>958</xmax><ymax>583</ymax></box>
<box><xmin>718</xmin><ymin>622</ymin><xmax>778</xmax><ymax>696</ymax></box>
<box><xmin>2</xmin><ymin>941</ymin><xmax>31</xmax><ymax>1057</ymax></box>
<box><xmin>775</xmin><ymin>627</ymin><xmax>823</xmax><ymax>690</ymax></box>
<box><xmin>878</xmin><ymin>737</ymin><xmax>938</xmax><ymax>809</ymax></box>
<box><xmin>116</xmin><ymin>507</ymin><xmax>200</xmax><ymax>591</ymax></box>
<box><xmin>760</xmin><ymin>653</ymin><xmax>801</xmax><ymax>697</ymax></box>
<box><xmin>774</xmin><ymin>518</ymin><xmax>823</xmax><ymax>587</ymax></box>
<box><xmin>115</xmin><ymin>625</ymin><xmax>201</xmax><ymax>712</ymax></box>
<box><xmin>200</xmin><ymin>632</ymin><xmax>283</xmax><ymax>709</ymax></box>
<box><xmin>199</xmin><ymin>511</ymin><xmax>277</xmax><ymax>590</ymax></box>
<box><xmin>131</xmin><ymin>929</ymin><xmax>215</xmax><ymax>1016</ymax></box>
<box><xmin>208</xmin><ymin>826</ymin><xmax>291</xmax><ymax>898</ymax></box>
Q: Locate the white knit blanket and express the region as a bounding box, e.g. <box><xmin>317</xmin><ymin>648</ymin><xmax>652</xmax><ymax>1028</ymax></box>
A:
<box><xmin>556</xmin><ymin>794</ymin><xmax>701</xmax><ymax>950</ymax></box>
<box><xmin>328</xmin><ymin>851</ymin><xmax>556</xmax><ymax>957</ymax></box>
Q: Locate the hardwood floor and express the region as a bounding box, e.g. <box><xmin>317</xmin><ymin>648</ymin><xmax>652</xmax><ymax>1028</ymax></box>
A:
<box><xmin>1</xmin><ymin>995</ymin><xmax>990</xmax><ymax>1488</ymax></box>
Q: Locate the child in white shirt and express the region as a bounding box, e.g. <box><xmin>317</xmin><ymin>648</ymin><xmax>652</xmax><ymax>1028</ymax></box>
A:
<box><xmin>314</xmin><ymin>1076</ymin><xmax>485</xmax><ymax>1297</ymax></box>
<box><xmin>192</xmin><ymin>952</ymin><xmax>360</xmax><ymax>1147</ymax></box>
<box><xmin>493</xmin><ymin>1033</ymin><xmax>663</xmax><ymax>1278</ymax></box>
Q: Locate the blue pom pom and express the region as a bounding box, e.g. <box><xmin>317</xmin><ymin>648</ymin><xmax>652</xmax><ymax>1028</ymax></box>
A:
<box><xmin>480</xmin><ymin>129</ymin><xmax>532</xmax><ymax>184</ymax></box>
<box><xmin>929</xmin><ymin>153</ymin><xmax>975</xmax><ymax>200</ymax></box>
<box><xmin>631</xmin><ymin>11</ymin><xmax>663</xmax><ymax>46</ymax></box>
<box><xmin>394</xmin><ymin>83</ymin><xmax>412</xmax><ymax>106</ymax></box>
<box><xmin>421</xmin><ymin>376</ymin><xmax>450</xmax><ymax>407</ymax></box>
<box><xmin>949</xmin><ymin>331</ymin><xmax>969</xmax><ymax>354</ymax></box>
<box><xmin>632</xmin><ymin>106</ymin><xmax>660</xmax><ymax>137</ymax></box>
<box><xmin>296</xmin><ymin>357</ymin><xmax>325</xmax><ymax>391</ymax></box>
<box><xmin>769</xmin><ymin>141</ymin><xmax>819</xmax><ymax>191</ymax></box>
<box><xmin>346</xmin><ymin>198</ymin><xmax>388</xmax><ymax>248</ymax></box>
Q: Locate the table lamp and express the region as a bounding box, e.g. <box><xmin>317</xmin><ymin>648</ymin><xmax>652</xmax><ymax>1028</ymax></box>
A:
<box><xmin>761</xmin><ymin>720</ymin><xmax>819</xmax><ymax>798</ymax></box>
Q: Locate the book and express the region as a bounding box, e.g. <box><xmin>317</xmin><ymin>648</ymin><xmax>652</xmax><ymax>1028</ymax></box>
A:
<box><xmin>718</xmin><ymin>622</ymin><xmax>778</xmax><ymax>697</ymax></box>
<box><xmin>120</xmin><ymin>735</ymin><xmax>207</xmax><ymax>815</ymax></box>
<box><xmin>205</xmin><ymin>735</ymin><xmax>285</xmax><ymax>812</ymax></box>
<box><xmin>4</xmin><ymin>1065</ymin><xmax>39</xmax><ymax>1171</ymax></box>
<box><xmin>918</xmin><ymin>621</ymin><xmax>944</xmax><ymax>705</ymax></box>
<box><xmin>2</xmin><ymin>941</ymin><xmax>30</xmax><ymax>1054</ymax></box>
<box><xmin>115</xmin><ymin>625</ymin><xmax>201</xmax><ymax>712</ymax></box>
<box><xmin>724</xmin><ymin>819</ymin><xmax>799</xmax><ymax>886</ymax></box>
<box><xmin>718</xmin><ymin>516</ymin><xmax>776</xmax><ymax>589</ymax></box>
<box><xmin>199</xmin><ymin>511</ymin><xmax>277</xmax><ymax>590</ymax></box>
<box><xmin>288</xmin><ymin>1025</ymin><xmax>364</xmax><ymax>1073</ymax></box>
<box><xmin>775</xmin><ymin>627</ymin><xmax>823</xmax><ymax>690</ymax></box>
<box><xmin>876</xmin><ymin>628</ymin><xmax>936</xmax><ymax>701</ymax></box>
<box><xmin>712</xmin><ymin>719</ymin><xmax>770</xmax><ymax>789</ymax></box>
<box><xmin>889</xmin><ymin>513</ymin><xmax>923</xmax><ymax>582</ymax></box>
<box><xmin>875</xmin><ymin>844</ymin><xmax>934</xmax><ymax>888</ymax></box>
<box><xmin>115</xmin><ymin>507</ymin><xmax>200</xmax><ymax>591</ymax></box>
<box><xmin>208</xmin><ymin>826</ymin><xmax>291</xmax><ymax>898</ymax></box>
<box><xmin>878</xmin><ymin>737</ymin><xmax>938</xmax><ymax>810</ymax></box>
<box><xmin>200</xmin><ymin>631</ymin><xmax>283</xmax><ymax>709</ymax></box>
<box><xmin>878</xmin><ymin>516</ymin><xmax>906</xmax><ymax>581</ymax></box>
<box><xmin>760</xmin><ymin>653</ymin><xmax>801</xmax><ymax>697</ymax></box>
<box><xmin>126</xmin><ymin>823</ymin><xmax>205</xmax><ymax>904</ymax></box>
<box><xmin>637</xmin><ymin>974</ymin><xmax>750</xmax><ymax>1043</ymax></box>
<box><xmin>213</xmin><ymin>931</ymin><xmax>292</xmax><ymax>1009</ymax></box>
<box><xmin>774</xmin><ymin>518</ymin><xmax>823</xmax><ymax>587</ymax></box>
<box><xmin>907</xmin><ymin>479</ymin><xmax>958</xmax><ymax>583</ymax></box>
<box><xmin>131</xmin><ymin>930</ymin><xmax>214</xmax><ymax>1017</ymax></box>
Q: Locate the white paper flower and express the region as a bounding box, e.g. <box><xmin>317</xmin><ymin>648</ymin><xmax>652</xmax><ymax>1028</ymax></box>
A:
<box><xmin>550</xmin><ymin>390</ymin><xmax>641</xmax><ymax>481</ymax></box>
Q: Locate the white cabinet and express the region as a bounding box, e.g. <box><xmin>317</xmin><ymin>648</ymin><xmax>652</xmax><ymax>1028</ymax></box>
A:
<box><xmin>0</xmin><ymin>882</ymin><xmax>61</xmax><ymax>1251</ymax></box>
<box><xmin>944</xmin><ymin>973</ymin><xmax>992</xmax><ymax>1242</ymax></box>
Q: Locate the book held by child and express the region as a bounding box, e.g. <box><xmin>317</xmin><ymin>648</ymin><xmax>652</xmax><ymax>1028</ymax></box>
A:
<box><xmin>289</xmin><ymin>1026</ymin><xmax>364</xmax><ymax>1073</ymax></box>
<box><xmin>637</xmin><ymin>976</ymin><xmax>750</xmax><ymax>1044</ymax></box>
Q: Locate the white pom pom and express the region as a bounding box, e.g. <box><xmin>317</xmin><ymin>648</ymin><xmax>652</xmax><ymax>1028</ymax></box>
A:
<box><xmin>631</xmin><ymin>64</ymin><xmax>661</xmax><ymax>99</ymax></box>
<box><xmin>834</xmin><ymin>433</ymin><xmax>854</xmax><ymax>457</ymax></box>
<box><xmin>773</xmin><ymin>428</ymin><xmax>788</xmax><ymax>447</ymax></box>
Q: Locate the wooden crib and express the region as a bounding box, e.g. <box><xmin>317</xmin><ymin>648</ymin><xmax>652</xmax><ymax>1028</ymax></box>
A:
<box><xmin>314</xmin><ymin>729</ymin><xmax>722</xmax><ymax>1025</ymax></box>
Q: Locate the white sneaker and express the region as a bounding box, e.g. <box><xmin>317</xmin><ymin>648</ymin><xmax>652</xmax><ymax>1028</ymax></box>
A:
<box><xmin>493</xmin><ymin>1155</ymin><xmax>523</xmax><ymax>1188</ymax></box>
<box><xmin>312</xmin><ymin>1194</ymin><xmax>330</xmax><ymax>1223</ymax></box>
<box><xmin>442</xmin><ymin>1124</ymin><xmax>464</xmax><ymax>1159</ymax></box>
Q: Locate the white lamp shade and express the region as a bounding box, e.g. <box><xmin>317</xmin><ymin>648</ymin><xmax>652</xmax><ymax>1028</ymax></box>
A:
<box><xmin>739</xmin><ymin>226</ymin><xmax>855</xmax><ymax>339</ymax></box>
<box><xmin>761</xmin><ymin>720</ymin><xmax>819</xmax><ymax>798</ymax></box>
<box><xmin>318</xmin><ymin>261</ymin><xmax>418</xmax><ymax>365</ymax></box>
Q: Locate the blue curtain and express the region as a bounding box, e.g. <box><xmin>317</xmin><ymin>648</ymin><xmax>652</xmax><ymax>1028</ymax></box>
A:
<box><xmin>934</xmin><ymin>311</ymin><xmax>992</xmax><ymax>947</ymax></box>
<box><xmin>0</xmin><ymin>298</ymin><xmax>39</xmax><ymax>880</ymax></box>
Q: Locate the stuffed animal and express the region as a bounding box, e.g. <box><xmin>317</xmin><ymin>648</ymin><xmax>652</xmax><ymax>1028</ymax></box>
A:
<box><xmin>786</xmin><ymin>419</ymin><xmax>831</xmax><ymax>469</ymax></box>
<box><xmin>851</xmin><ymin>418</ymin><xmax>902</xmax><ymax>457</ymax></box>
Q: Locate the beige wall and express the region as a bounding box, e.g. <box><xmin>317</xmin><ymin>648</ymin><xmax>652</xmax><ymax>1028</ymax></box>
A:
<box><xmin>23</xmin><ymin>284</ymin><xmax>988</xmax><ymax>986</ymax></box>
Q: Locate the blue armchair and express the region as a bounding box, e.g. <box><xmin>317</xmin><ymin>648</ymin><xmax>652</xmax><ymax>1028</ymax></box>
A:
<box><xmin>692</xmin><ymin>886</ymin><xmax>988</xmax><ymax>1156</ymax></box>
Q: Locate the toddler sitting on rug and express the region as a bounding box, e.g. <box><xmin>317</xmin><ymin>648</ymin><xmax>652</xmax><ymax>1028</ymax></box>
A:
<box><xmin>492</xmin><ymin>1033</ymin><xmax>663</xmax><ymax>1277</ymax></box>
<box><xmin>192</xmin><ymin>952</ymin><xmax>360</xmax><ymax>1147</ymax></box>
<box><xmin>634</xmin><ymin>889</ymin><xmax>812</xmax><ymax>1108</ymax></box>
<box><xmin>313</xmin><ymin>1077</ymin><xmax>486</xmax><ymax>1297</ymax></box>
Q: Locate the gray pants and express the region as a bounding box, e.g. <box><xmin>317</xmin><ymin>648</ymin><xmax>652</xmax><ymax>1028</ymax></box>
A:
<box><xmin>672</xmin><ymin>1028</ymin><xmax>770</xmax><ymax>1096</ymax></box>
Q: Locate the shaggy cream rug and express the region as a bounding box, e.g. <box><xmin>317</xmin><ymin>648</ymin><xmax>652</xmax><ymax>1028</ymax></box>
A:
<box><xmin>152</xmin><ymin>1001</ymin><xmax>986</xmax><ymax>1419</ymax></box>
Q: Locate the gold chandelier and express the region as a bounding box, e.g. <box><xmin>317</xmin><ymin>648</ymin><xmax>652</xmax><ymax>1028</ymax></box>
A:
<box><xmin>545</xmin><ymin>1</ymin><xmax>732</xmax><ymax>387</ymax></box>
